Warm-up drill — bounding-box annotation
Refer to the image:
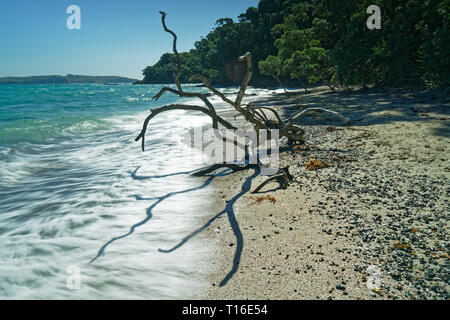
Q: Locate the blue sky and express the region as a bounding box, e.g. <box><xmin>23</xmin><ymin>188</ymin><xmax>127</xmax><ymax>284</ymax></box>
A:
<box><xmin>0</xmin><ymin>0</ymin><xmax>258</xmax><ymax>79</ymax></box>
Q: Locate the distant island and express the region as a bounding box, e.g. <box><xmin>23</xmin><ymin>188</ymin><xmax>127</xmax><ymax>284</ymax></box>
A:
<box><xmin>0</xmin><ymin>74</ymin><xmax>137</xmax><ymax>85</ymax></box>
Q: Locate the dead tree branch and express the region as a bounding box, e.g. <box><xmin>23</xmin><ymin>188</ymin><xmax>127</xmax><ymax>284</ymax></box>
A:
<box><xmin>129</xmin><ymin>11</ymin><xmax>354</xmax><ymax>287</ymax></box>
<box><xmin>136</xmin><ymin>11</ymin><xmax>350</xmax><ymax>175</ymax></box>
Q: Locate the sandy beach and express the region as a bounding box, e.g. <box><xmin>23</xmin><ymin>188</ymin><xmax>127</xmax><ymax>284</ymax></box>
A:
<box><xmin>195</xmin><ymin>86</ymin><xmax>449</xmax><ymax>300</ymax></box>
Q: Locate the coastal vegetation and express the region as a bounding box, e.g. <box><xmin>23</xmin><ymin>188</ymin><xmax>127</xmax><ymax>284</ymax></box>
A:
<box><xmin>137</xmin><ymin>0</ymin><xmax>449</xmax><ymax>88</ymax></box>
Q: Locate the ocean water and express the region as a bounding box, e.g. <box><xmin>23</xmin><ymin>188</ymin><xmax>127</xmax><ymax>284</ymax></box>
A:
<box><xmin>0</xmin><ymin>83</ymin><xmax>279</xmax><ymax>299</ymax></box>
<box><xmin>0</xmin><ymin>83</ymin><xmax>211</xmax><ymax>299</ymax></box>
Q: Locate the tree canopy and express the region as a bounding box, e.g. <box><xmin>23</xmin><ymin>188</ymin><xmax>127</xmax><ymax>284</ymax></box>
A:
<box><xmin>137</xmin><ymin>0</ymin><xmax>449</xmax><ymax>88</ymax></box>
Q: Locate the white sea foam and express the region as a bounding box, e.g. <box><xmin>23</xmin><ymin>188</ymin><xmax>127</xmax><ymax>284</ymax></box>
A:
<box><xmin>0</xmin><ymin>84</ymin><xmax>231</xmax><ymax>299</ymax></box>
<box><xmin>0</xmin><ymin>83</ymin><xmax>280</xmax><ymax>299</ymax></box>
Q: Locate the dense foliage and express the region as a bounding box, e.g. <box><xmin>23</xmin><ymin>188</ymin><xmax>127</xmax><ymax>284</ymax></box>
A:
<box><xmin>138</xmin><ymin>0</ymin><xmax>449</xmax><ymax>87</ymax></box>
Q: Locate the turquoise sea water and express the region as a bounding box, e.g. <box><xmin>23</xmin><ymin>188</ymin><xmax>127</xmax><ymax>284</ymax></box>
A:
<box><xmin>0</xmin><ymin>83</ymin><xmax>279</xmax><ymax>299</ymax></box>
<box><xmin>0</xmin><ymin>83</ymin><xmax>223</xmax><ymax>299</ymax></box>
<box><xmin>0</xmin><ymin>84</ymin><xmax>179</xmax><ymax>144</ymax></box>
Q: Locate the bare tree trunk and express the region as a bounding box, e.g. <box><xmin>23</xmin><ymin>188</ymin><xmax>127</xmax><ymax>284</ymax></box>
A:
<box><xmin>269</xmin><ymin>73</ymin><xmax>290</xmax><ymax>95</ymax></box>
<box><xmin>324</xmin><ymin>79</ymin><xmax>336</xmax><ymax>92</ymax></box>
<box><xmin>302</xmin><ymin>80</ymin><xmax>309</xmax><ymax>93</ymax></box>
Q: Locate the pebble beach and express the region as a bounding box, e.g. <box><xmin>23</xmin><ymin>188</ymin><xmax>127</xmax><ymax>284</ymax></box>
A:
<box><xmin>197</xmin><ymin>86</ymin><xmax>449</xmax><ymax>300</ymax></box>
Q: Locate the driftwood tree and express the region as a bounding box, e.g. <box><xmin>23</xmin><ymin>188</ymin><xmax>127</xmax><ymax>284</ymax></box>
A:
<box><xmin>89</xmin><ymin>12</ymin><xmax>351</xmax><ymax>285</ymax></box>
<box><xmin>136</xmin><ymin>11</ymin><xmax>349</xmax><ymax>191</ymax></box>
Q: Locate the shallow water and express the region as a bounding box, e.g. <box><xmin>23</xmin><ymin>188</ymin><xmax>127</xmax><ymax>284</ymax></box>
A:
<box><xmin>0</xmin><ymin>83</ymin><xmax>279</xmax><ymax>299</ymax></box>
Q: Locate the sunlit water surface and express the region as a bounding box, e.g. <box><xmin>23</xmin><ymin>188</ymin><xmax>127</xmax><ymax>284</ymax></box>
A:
<box><xmin>0</xmin><ymin>84</ymin><xmax>277</xmax><ymax>299</ymax></box>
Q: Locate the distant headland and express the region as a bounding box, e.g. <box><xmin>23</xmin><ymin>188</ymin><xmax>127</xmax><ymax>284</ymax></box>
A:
<box><xmin>0</xmin><ymin>74</ymin><xmax>137</xmax><ymax>85</ymax></box>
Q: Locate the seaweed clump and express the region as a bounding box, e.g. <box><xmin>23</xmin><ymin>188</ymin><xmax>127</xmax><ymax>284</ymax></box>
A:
<box><xmin>305</xmin><ymin>158</ymin><xmax>330</xmax><ymax>171</ymax></box>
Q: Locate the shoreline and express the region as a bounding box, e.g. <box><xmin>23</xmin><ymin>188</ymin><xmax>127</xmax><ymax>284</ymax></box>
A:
<box><xmin>195</xmin><ymin>86</ymin><xmax>449</xmax><ymax>300</ymax></box>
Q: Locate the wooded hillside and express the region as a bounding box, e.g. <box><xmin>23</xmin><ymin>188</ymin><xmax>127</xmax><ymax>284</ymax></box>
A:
<box><xmin>137</xmin><ymin>0</ymin><xmax>449</xmax><ymax>88</ymax></box>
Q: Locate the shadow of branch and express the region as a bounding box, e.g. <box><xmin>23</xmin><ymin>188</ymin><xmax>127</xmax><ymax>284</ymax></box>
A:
<box><xmin>89</xmin><ymin>166</ymin><xmax>231</xmax><ymax>264</ymax></box>
<box><xmin>158</xmin><ymin>166</ymin><xmax>261</xmax><ymax>287</ymax></box>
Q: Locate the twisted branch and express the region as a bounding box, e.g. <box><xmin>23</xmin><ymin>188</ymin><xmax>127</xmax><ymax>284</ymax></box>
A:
<box><xmin>137</xmin><ymin>11</ymin><xmax>350</xmax><ymax>172</ymax></box>
<box><xmin>135</xmin><ymin>104</ymin><xmax>236</xmax><ymax>151</ymax></box>
<box><xmin>235</xmin><ymin>53</ymin><xmax>253</xmax><ymax>109</ymax></box>
<box><xmin>287</xmin><ymin>107</ymin><xmax>350</xmax><ymax>124</ymax></box>
<box><xmin>189</xmin><ymin>75</ymin><xmax>235</xmax><ymax>106</ymax></box>
<box><xmin>159</xmin><ymin>11</ymin><xmax>182</xmax><ymax>91</ymax></box>
<box><xmin>131</xmin><ymin>11</ymin><xmax>354</xmax><ymax>287</ymax></box>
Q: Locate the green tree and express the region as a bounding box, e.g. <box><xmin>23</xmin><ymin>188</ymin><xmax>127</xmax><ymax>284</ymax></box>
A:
<box><xmin>259</xmin><ymin>1</ymin><xmax>335</xmax><ymax>88</ymax></box>
<box><xmin>140</xmin><ymin>0</ymin><xmax>449</xmax><ymax>88</ymax></box>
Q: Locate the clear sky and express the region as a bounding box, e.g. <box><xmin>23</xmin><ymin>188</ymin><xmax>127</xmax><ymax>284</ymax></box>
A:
<box><xmin>0</xmin><ymin>0</ymin><xmax>258</xmax><ymax>79</ymax></box>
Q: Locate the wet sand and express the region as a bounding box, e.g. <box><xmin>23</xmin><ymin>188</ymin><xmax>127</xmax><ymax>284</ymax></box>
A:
<box><xmin>196</xmin><ymin>86</ymin><xmax>449</xmax><ymax>300</ymax></box>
